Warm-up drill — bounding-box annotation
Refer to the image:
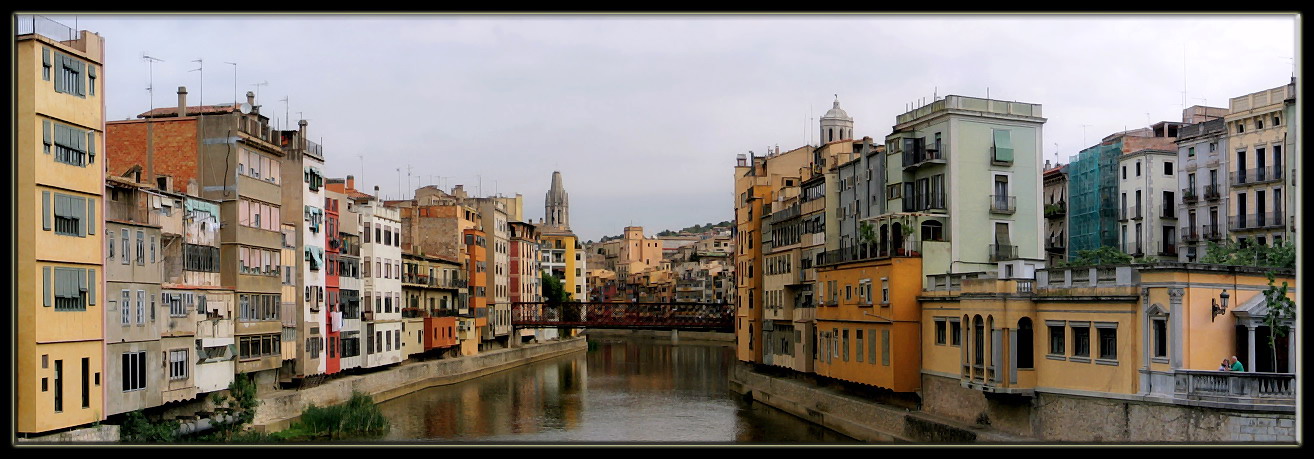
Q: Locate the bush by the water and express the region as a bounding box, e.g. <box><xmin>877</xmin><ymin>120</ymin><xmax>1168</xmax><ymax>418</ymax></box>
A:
<box><xmin>280</xmin><ymin>391</ymin><xmax>390</xmax><ymax>440</ymax></box>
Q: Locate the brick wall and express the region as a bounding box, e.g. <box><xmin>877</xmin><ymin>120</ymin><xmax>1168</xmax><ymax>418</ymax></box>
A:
<box><xmin>106</xmin><ymin>119</ymin><xmax>198</xmax><ymax>193</ymax></box>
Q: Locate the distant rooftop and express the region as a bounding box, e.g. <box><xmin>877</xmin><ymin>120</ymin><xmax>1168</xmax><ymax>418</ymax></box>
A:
<box><xmin>137</xmin><ymin>104</ymin><xmax>239</xmax><ymax>119</ymax></box>
<box><xmin>896</xmin><ymin>94</ymin><xmax>1043</xmax><ymax>126</ymax></box>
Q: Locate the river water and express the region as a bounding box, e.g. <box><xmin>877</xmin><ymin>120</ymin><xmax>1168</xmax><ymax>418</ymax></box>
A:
<box><xmin>373</xmin><ymin>337</ymin><xmax>856</xmax><ymax>443</ymax></box>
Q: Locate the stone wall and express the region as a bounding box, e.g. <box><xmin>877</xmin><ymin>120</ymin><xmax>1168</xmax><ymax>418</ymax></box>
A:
<box><xmin>250</xmin><ymin>337</ymin><xmax>586</xmax><ymax>429</ymax></box>
<box><xmin>17</xmin><ymin>424</ymin><xmax>120</xmax><ymax>443</ymax></box>
<box><xmin>585</xmin><ymin>329</ymin><xmax>734</xmax><ymax>343</ymax></box>
<box><xmin>922</xmin><ymin>373</ymin><xmax>1296</xmax><ymax>442</ymax></box>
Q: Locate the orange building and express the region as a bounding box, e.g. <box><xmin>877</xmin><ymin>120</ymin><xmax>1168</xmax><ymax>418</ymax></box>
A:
<box><xmin>462</xmin><ymin>228</ymin><xmax>488</xmax><ymax>354</ymax></box>
<box><xmin>813</xmin><ymin>256</ymin><xmax>923</xmax><ymax>392</ymax></box>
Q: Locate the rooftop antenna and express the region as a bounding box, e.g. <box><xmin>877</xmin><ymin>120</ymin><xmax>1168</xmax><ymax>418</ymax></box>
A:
<box><xmin>142</xmin><ymin>53</ymin><xmax>164</xmax><ymax>114</ymax></box>
<box><xmin>407</xmin><ymin>164</ymin><xmax>412</xmax><ymax>199</ymax></box>
<box><xmin>1080</xmin><ymin>124</ymin><xmax>1091</xmax><ymax>146</ymax></box>
<box><xmin>357</xmin><ymin>155</ymin><xmax>365</xmax><ymax>190</ymax></box>
<box><xmin>223</xmin><ymin>61</ymin><xmax>237</xmax><ymax>106</ymax></box>
<box><xmin>396</xmin><ymin>168</ymin><xmax>402</xmax><ymax>201</ymax></box>
<box><xmin>189</xmin><ymin>58</ymin><xmax>202</xmax><ymax>107</ymax></box>
<box><xmin>280</xmin><ymin>96</ymin><xmax>289</xmax><ymax>131</ymax></box>
<box><xmin>250</xmin><ymin>81</ymin><xmax>268</xmax><ymax>106</ymax></box>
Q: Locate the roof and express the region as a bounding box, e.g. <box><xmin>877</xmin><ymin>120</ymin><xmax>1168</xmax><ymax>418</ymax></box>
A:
<box><xmin>137</xmin><ymin>104</ymin><xmax>240</xmax><ymax>119</ymax></box>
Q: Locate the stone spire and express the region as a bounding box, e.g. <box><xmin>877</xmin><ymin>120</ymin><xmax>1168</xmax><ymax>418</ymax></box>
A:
<box><xmin>545</xmin><ymin>170</ymin><xmax>569</xmax><ymax>230</ymax></box>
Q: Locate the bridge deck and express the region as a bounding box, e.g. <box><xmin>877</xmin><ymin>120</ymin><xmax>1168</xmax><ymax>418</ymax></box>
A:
<box><xmin>510</xmin><ymin>301</ymin><xmax>734</xmax><ymax>331</ymax></box>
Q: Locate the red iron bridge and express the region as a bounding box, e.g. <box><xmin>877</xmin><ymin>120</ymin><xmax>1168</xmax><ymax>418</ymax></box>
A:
<box><xmin>510</xmin><ymin>302</ymin><xmax>734</xmax><ymax>331</ymax></box>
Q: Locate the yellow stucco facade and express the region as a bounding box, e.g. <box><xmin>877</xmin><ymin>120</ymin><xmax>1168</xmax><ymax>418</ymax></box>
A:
<box><xmin>814</xmin><ymin>257</ymin><xmax>923</xmax><ymax>392</ymax></box>
<box><xmin>17</xmin><ymin>29</ymin><xmax>107</xmax><ymax>434</ymax></box>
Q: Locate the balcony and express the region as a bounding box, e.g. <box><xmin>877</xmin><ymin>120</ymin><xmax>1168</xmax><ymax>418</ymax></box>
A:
<box><xmin>1127</xmin><ymin>242</ymin><xmax>1144</xmax><ymax>258</ymax></box>
<box><xmin>1203</xmin><ymin>184</ymin><xmax>1221</xmax><ymax>201</ymax></box>
<box><xmin>988</xmin><ymin>244</ymin><xmax>1017</xmax><ymax>262</ymax></box>
<box><xmin>1045</xmin><ymin>236</ymin><xmax>1065</xmax><ymax>254</ymax></box>
<box><xmin>1182</xmin><ymin>188</ymin><xmax>1199</xmax><ymax>204</ymax></box>
<box><xmin>1231</xmin><ymin>212</ymin><xmax>1286</xmax><ymax>231</ymax></box>
<box><xmin>902</xmin><ymin>145</ymin><xmax>947</xmax><ymax>170</ymax></box>
<box><xmin>1044</xmin><ymin>201</ymin><xmax>1066</xmax><ymax>219</ymax></box>
<box><xmin>1172</xmin><ymin>370</ymin><xmax>1294</xmax><ymax>412</ymax></box>
<box><xmin>1181</xmin><ymin>227</ymin><xmax>1201</xmax><ymax>243</ymax></box>
<box><xmin>1160</xmin><ymin>204</ymin><xmax>1176</xmax><ymax>220</ymax></box>
<box><xmin>1131</xmin><ymin>205</ymin><xmax>1143</xmax><ymax>221</ymax></box>
<box><xmin>1202</xmin><ymin>224</ymin><xmax>1222</xmax><ymax>241</ymax></box>
<box><xmin>817</xmin><ymin>241</ymin><xmax>920</xmax><ymax>267</ymax></box>
<box><xmin>1158</xmin><ymin>241</ymin><xmax>1177</xmax><ymax>257</ymax></box>
<box><xmin>1231</xmin><ymin>167</ymin><xmax>1285</xmax><ymax>187</ymax></box>
<box><xmin>989</xmin><ymin>195</ymin><xmax>1016</xmax><ymax>214</ymax></box>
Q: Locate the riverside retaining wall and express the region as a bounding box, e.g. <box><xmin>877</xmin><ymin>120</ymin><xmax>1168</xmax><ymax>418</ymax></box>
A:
<box><xmin>251</xmin><ymin>337</ymin><xmax>587</xmax><ymax>430</ymax></box>
<box><xmin>584</xmin><ymin>329</ymin><xmax>734</xmax><ymax>343</ymax></box>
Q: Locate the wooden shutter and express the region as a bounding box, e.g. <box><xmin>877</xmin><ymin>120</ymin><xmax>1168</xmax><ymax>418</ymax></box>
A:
<box><xmin>42</xmin><ymin>120</ymin><xmax>51</xmax><ymax>153</ymax></box>
<box><xmin>87</xmin><ymin>198</ymin><xmax>95</xmax><ymax>233</ymax></box>
<box><xmin>53</xmin><ymin>55</ymin><xmax>64</xmax><ymax>93</ymax></box>
<box><xmin>42</xmin><ymin>47</ymin><xmax>51</xmax><ymax>81</ymax></box>
<box><xmin>43</xmin><ymin>266</ymin><xmax>51</xmax><ymax>307</ymax></box>
<box><xmin>993</xmin><ymin>129</ymin><xmax>1013</xmax><ymax>163</ymax></box>
<box><xmin>42</xmin><ymin>191</ymin><xmax>51</xmax><ymax>230</ymax></box>
<box><xmin>87</xmin><ymin>131</ymin><xmax>95</xmax><ymax>164</ymax></box>
<box><xmin>75</xmin><ymin>60</ymin><xmax>86</xmax><ymax>96</ymax></box>
<box><xmin>73</xmin><ymin>196</ymin><xmax>87</xmax><ymax>237</ymax></box>
<box><xmin>88</xmin><ymin>269</ymin><xmax>96</xmax><ymax>305</ymax></box>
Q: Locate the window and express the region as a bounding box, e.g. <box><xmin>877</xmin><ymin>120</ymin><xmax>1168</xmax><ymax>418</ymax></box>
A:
<box><xmin>841</xmin><ymin>329</ymin><xmax>849</xmax><ymax>361</ymax></box>
<box><xmin>855</xmin><ymin>330</ymin><xmax>864</xmax><ymax>363</ymax></box>
<box><xmin>53</xmin><ymin>267</ymin><xmax>87</xmax><ymax>311</ymax></box>
<box><xmin>54</xmin><ymin>52</ymin><xmax>85</xmax><ymax>97</ymax></box>
<box><xmin>81</xmin><ymin>357</ymin><xmax>90</xmax><ymax>409</ymax></box>
<box><xmin>1237</xmin><ymin>121</ymin><xmax>1245</xmax><ymax>133</ymax></box>
<box><xmin>934</xmin><ymin>318</ymin><xmax>947</xmax><ymax>345</ymax></box>
<box><xmin>121</xmin><ymin>290</ymin><xmax>131</xmax><ymax>325</ymax></box>
<box><xmin>1209</xmin><ymin>142</ymin><xmax>1217</xmax><ymax>153</ymax></box>
<box><xmin>1273</xmin><ymin>115</ymin><xmax>1280</xmax><ymax>126</ymax></box>
<box><xmin>136</xmin><ymin>231</ymin><xmax>145</xmax><ymax>265</ymax></box>
<box><xmin>52</xmin><ymin>193</ymin><xmax>87</xmax><ymax>236</ymax></box>
<box><xmin>1017</xmin><ymin>318</ymin><xmax>1034</xmax><ymax>369</ymax></box>
<box><xmin>1188</xmin><ymin>146</ymin><xmax>1195</xmax><ymax>157</ymax></box>
<box><xmin>1096</xmin><ymin>323</ymin><xmax>1117</xmax><ymax>361</ymax></box>
<box><xmin>949</xmin><ymin>319</ymin><xmax>961</xmax><ymax>346</ymax></box>
<box><xmin>1152</xmin><ymin>318</ymin><xmax>1167</xmax><ymax>359</ymax></box>
<box><xmin>1164</xmin><ymin>162</ymin><xmax>1174</xmax><ymax>176</ymax></box>
<box><xmin>1071</xmin><ymin>323</ymin><xmax>1091</xmax><ymax>359</ymax></box>
<box><xmin>881</xmin><ymin>278</ymin><xmax>890</xmax><ymax>304</ymax></box>
<box><xmin>169</xmin><ymin>349</ymin><xmax>188</xmax><ymax>380</ymax></box>
<box><xmin>150</xmin><ymin>236</ymin><xmax>156</xmax><ymax>263</ymax></box>
<box><xmin>121</xmin><ymin>351</ymin><xmax>146</xmax><ymax>392</ymax></box>
<box><xmin>120</xmin><ymin>229</ymin><xmax>130</xmax><ymax>264</ymax></box>
<box><xmin>42</xmin><ymin>47</ymin><xmax>51</xmax><ymax>81</ymax></box>
<box><xmin>107</xmin><ymin>230</ymin><xmax>114</xmax><ymax>259</ymax></box>
<box><xmin>52</xmin><ymin>124</ymin><xmax>90</xmax><ymax>167</ymax></box>
<box><xmin>1047</xmin><ymin>321</ymin><xmax>1065</xmax><ymax>356</ymax></box>
<box><xmin>991</xmin><ymin>129</ymin><xmax>1013</xmax><ymax>163</ymax></box>
<box><xmin>1256</xmin><ymin>118</ymin><xmax>1264</xmax><ymax>129</ymax></box>
<box><xmin>168</xmin><ymin>293</ymin><xmax>186</xmax><ymax>317</ymax></box>
<box><xmin>53</xmin><ymin>359</ymin><xmax>63</xmax><ymax>412</ymax></box>
<box><xmin>1136</xmin><ymin>161</ymin><xmax>1142</xmax><ymax>177</ymax></box>
<box><xmin>1122</xmin><ymin>165</ymin><xmax>1127</xmax><ymax>180</ymax></box>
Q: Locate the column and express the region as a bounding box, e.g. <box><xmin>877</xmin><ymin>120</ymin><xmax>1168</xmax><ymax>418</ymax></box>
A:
<box><xmin>1168</xmin><ymin>288</ymin><xmax>1184</xmax><ymax>370</ymax></box>
<box><xmin>1286</xmin><ymin>325</ymin><xmax>1296</xmax><ymax>374</ymax></box>
<box><xmin>1246</xmin><ymin>325</ymin><xmax>1257</xmax><ymax>373</ymax></box>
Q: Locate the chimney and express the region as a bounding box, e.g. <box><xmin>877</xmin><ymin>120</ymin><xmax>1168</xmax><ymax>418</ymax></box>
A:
<box><xmin>246</xmin><ymin>91</ymin><xmax>258</xmax><ymax>114</ymax></box>
<box><xmin>346</xmin><ymin>175</ymin><xmax>355</xmax><ymax>192</ymax></box>
<box><xmin>298</xmin><ymin>119</ymin><xmax>308</xmax><ymax>151</ymax></box>
<box><xmin>374</xmin><ymin>185</ymin><xmax>380</xmax><ymax>200</ymax></box>
<box><xmin>177</xmin><ymin>86</ymin><xmax>188</xmax><ymax>117</ymax></box>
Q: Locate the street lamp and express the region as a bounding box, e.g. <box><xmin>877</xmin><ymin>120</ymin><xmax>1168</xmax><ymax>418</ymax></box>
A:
<box><xmin>1211</xmin><ymin>289</ymin><xmax>1230</xmax><ymax>322</ymax></box>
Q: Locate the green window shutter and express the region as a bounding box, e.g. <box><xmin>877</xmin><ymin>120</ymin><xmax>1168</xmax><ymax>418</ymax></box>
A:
<box><xmin>72</xmin><ymin>196</ymin><xmax>87</xmax><ymax>237</ymax></box>
<box><xmin>87</xmin><ymin>198</ymin><xmax>95</xmax><ymax>232</ymax></box>
<box><xmin>76</xmin><ymin>60</ymin><xmax>86</xmax><ymax>96</ymax></box>
<box><xmin>43</xmin><ymin>266</ymin><xmax>51</xmax><ymax>307</ymax></box>
<box><xmin>42</xmin><ymin>120</ymin><xmax>51</xmax><ymax>152</ymax></box>
<box><xmin>54</xmin><ymin>193</ymin><xmax>66</xmax><ymax>219</ymax></box>
<box><xmin>53</xmin><ymin>55</ymin><xmax>64</xmax><ymax>93</ymax></box>
<box><xmin>42</xmin><ymin>48</ymin><xmax>51</xmax><ymax>81</ymax></box>
<box><xmin>54</xmin><ymin>124</ymin><xmax>66</xmax><ymax>148</ymax></box>
<box><xmin>42</xmin><ymin>191</ymin><xmax>51</xmax><ymax>230</ymax></box>
<box><xmin>87</xmin><ymin>131</ymin><xmax>95</xmax><ymax>164</ymax></box>
<box><xmin>88</xmin><ymin>269</ymin><xmax>96</xmax><ymax>305</ymax></box>
<box><xmin>993</xmin><ymin>129</ymin><xmax>1014</xmax><ymax>163</ymax></box>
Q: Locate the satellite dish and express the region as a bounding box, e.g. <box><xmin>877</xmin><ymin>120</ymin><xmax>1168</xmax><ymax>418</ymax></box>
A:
<box><xmin>239</xmin><ymin>103</ymin><xmax>252</xmax><ymax>114</ymax></box>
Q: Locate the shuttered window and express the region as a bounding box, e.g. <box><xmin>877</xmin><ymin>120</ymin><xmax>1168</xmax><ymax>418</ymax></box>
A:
<box><xmin>992</xmin><ymin>129</ymin><xmax>1013</xmax><ymax>163</ymax></box>
<box><xmin>52</xmin><ymin>193</ymin><xmax>86</xmax><ymax>236</ymax></box>
<box><xmin>53</xmin><ymin>267</ymin><xmax>87</xmax><ymax>311</ymax></box>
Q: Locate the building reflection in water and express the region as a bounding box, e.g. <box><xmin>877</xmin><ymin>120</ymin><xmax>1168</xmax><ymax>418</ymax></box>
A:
<box><xmin>374</xmin><ymin>339</ymin><xmax>854</xmax><ymax>442</ymax></box>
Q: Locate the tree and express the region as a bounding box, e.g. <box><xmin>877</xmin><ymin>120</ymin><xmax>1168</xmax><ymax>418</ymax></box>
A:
<box><xmin>1200</xmin><ymin>239</ymin><xmax>1295</xmax><ymax>269</ymax></box>
<box><xmin>541</xmin><ymin>271</ymin><xmax>572</xmax><ymax>304</ymax></box>
<box><xmin>207</xmin><ymin>373</ymin><xmax>260</xmax><ymax>441</ymax></box>
<box><xmin>1061</xmin><ymin>246</ymin><xmax>1133</xmax><ymax>267</ymax></box>
<box><xmin>1262</xmin><ymin>271</ymin><xmax>1296</xmax><ymax>373</ymax></box>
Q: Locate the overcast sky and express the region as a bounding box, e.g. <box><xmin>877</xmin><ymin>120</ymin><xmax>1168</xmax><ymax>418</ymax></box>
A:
<box><xmin>29</xmin><ymin>13</ymin><xmax>1299</xmax><ymax>242</ymax></box>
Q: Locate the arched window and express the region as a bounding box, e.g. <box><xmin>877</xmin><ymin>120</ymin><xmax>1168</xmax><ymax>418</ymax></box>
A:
<box><xmin>892</xmin><ymin>222</ymin><xmax>904</xmax><ymax>253</ymax></box>
<box><xmin>974</xmin><ymin>315</ymin><xmax>985</xmax><ymax>366</ymax></box>
<box><xmin>921</xmin><ymin>220</ymin><xmax>944</xmax><ymax>241</ymax></box>
<box><xmin>1017</xmin><ymin>317</ymin><xmax>1034</xmax><ymax>369</ymax></box>
<box><xmin>879</xmin><ymin>224</ymin><xmax>889</xmax><ymax>255</ymax></box>
<box><xmin>829</xmin><ymin>128</ymin><xmax>834</xmax><ymax>142</ymax></box>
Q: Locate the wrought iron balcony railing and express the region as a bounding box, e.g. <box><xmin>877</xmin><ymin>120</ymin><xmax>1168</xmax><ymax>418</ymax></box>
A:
<box><xmin>988</xmin><ymin>244</ymin><xmax>1017</xmax><ymax>262</ymax></box>
<box><xmin>989</xmin><ymin>195</ymin><xmax>1016</xmax><ymax>214</ymax></box>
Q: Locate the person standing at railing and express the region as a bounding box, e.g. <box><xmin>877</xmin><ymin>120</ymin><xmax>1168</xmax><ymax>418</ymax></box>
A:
<box><xmin>1219</xmin><ymin>358</ymin><xmax>1230</xmax><ymax>371</ymax></box>
<box><xmin>1230</xmin><ymin>356</ymin><xmax>1245</xmax><ymax>372</ymax></box>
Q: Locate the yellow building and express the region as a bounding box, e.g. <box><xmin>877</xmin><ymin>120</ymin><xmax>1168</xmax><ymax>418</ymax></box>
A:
<box><xmin>919</xmin><ymin>263</ymin><xmax>1295</xmax><ymax>436</ymax></box>
<box><xmin>814</xmin><ymin>256</ymin><xmax>923</xmax><ymax>392</ymax></box>
<box><xmin>17</xmin><ymin>18</ymin><xmax>107</xmax><ymax>435</ymax></box>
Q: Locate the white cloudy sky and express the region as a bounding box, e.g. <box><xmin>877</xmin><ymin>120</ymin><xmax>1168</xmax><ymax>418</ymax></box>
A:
<box><xmin>29</xmin><ymin>13</ymin><xmax>1299</xmax><ymax>242</ymax></box>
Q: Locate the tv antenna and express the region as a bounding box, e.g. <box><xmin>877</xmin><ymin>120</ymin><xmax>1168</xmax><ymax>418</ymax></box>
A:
<box><xmin>279</xmin><ymin>96</ymin><xmax>289</xmax><ymax>130</ymax></box>
<box><xmin>1080</xmin><ymin>124</ymin><xmax>1092</xmax><ymax>147</ymax></box>
<box><xmin>189</xmin><ymin>58</ymin><xmax>202</xmax><ymax>107</ymax></box>
<box><xmin>142</xmin><ymin>53</ymin><xmax>164</xmax><ymax>113</ymax></box>
<box><xmin>250</xmin><ymin>81</ymin><xmax>268</xmax><ymax>105</ymax></box>
<box><xmin>223</xmin><ymin>61</ymin><xmax>237</xmax><ymax>106</ymax></box>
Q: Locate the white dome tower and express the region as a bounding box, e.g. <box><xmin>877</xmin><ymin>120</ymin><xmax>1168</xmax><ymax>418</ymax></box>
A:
<box><xmin>819</xmin><ymin>94</ymin><xmax>854</xmax><ymax>145</ymax></box>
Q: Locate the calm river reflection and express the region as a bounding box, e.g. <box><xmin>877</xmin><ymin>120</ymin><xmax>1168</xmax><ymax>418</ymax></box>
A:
<box><xmin>374</xmin><ymin>337</ymin><xmax>856</xmax><ymax>443</ymax></box>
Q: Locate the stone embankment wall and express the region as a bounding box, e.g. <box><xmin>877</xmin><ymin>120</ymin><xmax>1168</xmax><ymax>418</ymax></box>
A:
<box><xmin>921</xmin><ymin>373</ymin><xmax>1296</xmax><ymax>442</ymax></box>
<box><xmin>728</xmin><ymin>362</ymin><xmax>1021</xmax><ymax>443</ymax></box>
<box><xmin>251</xmin><ymin>337</ymin><xmax>587</xmax><ymax>429</ymax></box>
<box><xmin>16</xmin><ymin>424</ymin><xmax>120</xmax><ymax>443</ymax></box>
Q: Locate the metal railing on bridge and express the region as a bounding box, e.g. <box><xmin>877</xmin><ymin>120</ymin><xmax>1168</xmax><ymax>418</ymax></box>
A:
<box><xmin>510</xmin><ymin>301</ymin><xmax>733</xmax><ymax>331</ymax></box>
